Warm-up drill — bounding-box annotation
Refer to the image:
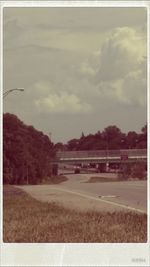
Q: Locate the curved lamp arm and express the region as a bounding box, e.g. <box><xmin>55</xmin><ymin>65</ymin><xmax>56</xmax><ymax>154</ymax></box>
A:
<box><xmin>3</xmin><ymin>88</ymin><xmax>24</xmax><ymax>98</ymax></box>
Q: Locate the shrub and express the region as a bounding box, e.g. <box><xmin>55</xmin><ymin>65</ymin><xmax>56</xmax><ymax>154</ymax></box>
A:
<box><xmin>118</xmin><ymin>163</ymin><xmax>131</xmax><ymax>180</ymax></box>
<box><xmin>131</xmin><ymin>162</ymin><xmax>146</xmax><ymax>180</ymax></box>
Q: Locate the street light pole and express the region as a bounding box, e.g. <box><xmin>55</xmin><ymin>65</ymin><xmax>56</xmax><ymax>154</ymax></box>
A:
<box><xmin>106</xmin><ymin>135</ymin><xmax>109</xmax><ymax>173</ymax></box>
<box><xmin>3</xmin><ymin>88</ymin><xmax>24</xmax><ymax>98</ymax></box>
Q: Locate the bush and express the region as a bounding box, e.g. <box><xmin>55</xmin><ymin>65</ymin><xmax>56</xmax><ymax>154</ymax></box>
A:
<box><xmin>118</xmin><ymin>163</ymin><xmax>131</xmax><ymax>180</ymax></box>
<box><xmin>131</xmin><ymin>162</ymin><xmax>146</xmax><ymax>180</ymax></box>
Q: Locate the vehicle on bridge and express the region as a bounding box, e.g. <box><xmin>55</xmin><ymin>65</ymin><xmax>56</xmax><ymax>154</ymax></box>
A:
<box><xmin>55</xmin><ymin>149</ymin><xmax>147</xmax><ymax>174</ymax></box>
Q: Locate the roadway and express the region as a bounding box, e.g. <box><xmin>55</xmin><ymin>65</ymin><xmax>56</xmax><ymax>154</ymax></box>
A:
<box><xmin>59</xmin><ymin>173</ymin><xmax>147</xmax><ymax>212</ymax></box>
<box><xmin>17</xmin><ymin>172</ymin><xmax>147</xmax><ymax>214</ymax></box>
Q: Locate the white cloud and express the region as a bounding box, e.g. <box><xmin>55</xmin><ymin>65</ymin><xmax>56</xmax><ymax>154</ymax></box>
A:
<box><xmin>97</xmin><ymin>68</ymin><xmax>146</xmax><ymax>107</ymax></box>
<box><xmin>92</xmin><ymin>27</ymin><xmax>147</xmax><ymax>107</ymax></box>
<box><xmin>80</xmin><ymin>62</ymin><xmax>96</xmax><ymax>78</ymax></box>
<box><xmin>122</xmin><ymin>69</ymin><xmax>146</xmax><ymax>106</ymax></box>
<box><xmin>32</xmin><ymin>81</ymin><xmax>52</xmax><ymax>97</ymax></box>
<box><xmin>33</xmin><ymin>83</ymin><xmax>92</xmax><ymax>114</ymax></box>
<box><xmin>96</xmin><ymin>27</ymin><xmax>146</xmax><ymax>81</ymax></box>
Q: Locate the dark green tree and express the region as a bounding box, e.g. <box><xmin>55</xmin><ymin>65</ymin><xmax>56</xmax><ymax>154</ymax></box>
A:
<box><xmin>3</xmin><ymin>113</ymin><xmax>55</xmax><ymax>184</ymax></box>
<box><xmin>102</xmin><ymin>126</ymin><xmax>123</xmax><ymax>150</ymax></box>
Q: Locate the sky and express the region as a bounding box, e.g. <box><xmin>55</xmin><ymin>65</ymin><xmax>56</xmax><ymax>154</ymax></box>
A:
<box><xmin>3</xmin><ymin>6</ymin><xmax>147</xmax><ymax>143</ymax></box>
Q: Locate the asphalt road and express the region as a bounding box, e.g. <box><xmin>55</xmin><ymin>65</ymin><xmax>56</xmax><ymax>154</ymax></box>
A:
<box><xmin>18</xmin><ymin>173</ymin><xmax>147</xmax><ymax>213</ymax></box>
<box><xmin>60</xmin><ymin>173</ymin><xmax>147</xmax><ymax>212</ymax></box>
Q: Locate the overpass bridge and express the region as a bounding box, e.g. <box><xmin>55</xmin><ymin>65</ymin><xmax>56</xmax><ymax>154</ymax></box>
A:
<box><xmin>56</xmin><ymin>149</ymin><xmax>147</xmax><ymax>164</ymax></box>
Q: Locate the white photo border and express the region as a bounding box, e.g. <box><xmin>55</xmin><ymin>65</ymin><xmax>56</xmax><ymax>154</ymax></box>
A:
<box><xmin>0</xmin><ymin>1</ymin><xmax>149</xmax><ymax>266</ymax></box>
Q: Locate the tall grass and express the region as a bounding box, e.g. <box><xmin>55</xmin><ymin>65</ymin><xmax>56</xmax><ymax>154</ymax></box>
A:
<box><xmin>3</xmin><ymin>185</ymin><xmax>147</xmax><ymax>243</ymax></box>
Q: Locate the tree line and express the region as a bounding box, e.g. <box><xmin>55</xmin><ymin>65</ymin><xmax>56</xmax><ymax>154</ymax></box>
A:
<box><xmin>55</xmin><ymin>125</ymin><xmax>147</xmax><ymax>151</ymax></box>
<box><xmin>3</xmin><ymin>113</ymin><xmax>147</xmax><ymax>184</ymax></box>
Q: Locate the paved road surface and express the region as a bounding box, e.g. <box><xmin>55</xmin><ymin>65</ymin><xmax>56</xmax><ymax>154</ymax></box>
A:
<box><xmin>17</xmin><ymin>173</ymin><xmax>147</xmax><ymax>213</ymax></box>
<box><xmin>62</xmin><ymin>174</ymin><xmax>147</xmax><ymax>210</ymax></box>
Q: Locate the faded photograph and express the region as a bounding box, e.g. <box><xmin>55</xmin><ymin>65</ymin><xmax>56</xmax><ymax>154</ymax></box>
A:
<box><xmin>3</xmin><ymin>7</ymin><xmax>147</xmax><ymax>243</ymax></box>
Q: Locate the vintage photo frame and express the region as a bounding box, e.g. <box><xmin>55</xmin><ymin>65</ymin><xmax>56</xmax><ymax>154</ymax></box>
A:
<box><xmin>0</xmin><ymin>1</ymin><xmax>149</xmax><ymax>266</ymax></box>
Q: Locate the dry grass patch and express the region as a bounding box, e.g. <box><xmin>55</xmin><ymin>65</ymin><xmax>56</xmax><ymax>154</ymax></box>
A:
<box><xmin>3</xmin><ymin>185</ymin><xmax>147</xmax><ymax>243</ymax></box>
<box><xmin>86</xmin><ymin>176</ymin><xmax>118</xmax><ymax>183</ymax></box>
<box><xmin>40</xmin><ymin>175</ymin><xmax>68</xmax><ymax>184</ymax></box>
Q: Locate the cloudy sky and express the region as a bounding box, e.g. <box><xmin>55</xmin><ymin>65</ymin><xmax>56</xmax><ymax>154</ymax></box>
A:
<box><xmin>3</xmin><ymin>7</ymin><xmax>147</xmax><ymax>143</ymax></box>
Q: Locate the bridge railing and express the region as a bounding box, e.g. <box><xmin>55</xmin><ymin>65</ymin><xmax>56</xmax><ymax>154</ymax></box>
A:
<box><xmin>56</xmin><ymin>149</ymin><xmax>147</xmax><ymax>159</ymax></box>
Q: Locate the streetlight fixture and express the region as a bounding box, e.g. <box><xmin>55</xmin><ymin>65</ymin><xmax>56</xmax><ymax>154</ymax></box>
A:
<box><xmin>3</xmin><ymin>88</ymin><xmax>24</xmax><ymax>98</ymax></box>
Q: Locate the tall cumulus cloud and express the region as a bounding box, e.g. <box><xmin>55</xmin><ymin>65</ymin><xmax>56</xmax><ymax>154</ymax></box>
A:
<box><xmin>90</xmin><ymin>27</ymin><xmax>147</xmax><ymax>107</ymax></box>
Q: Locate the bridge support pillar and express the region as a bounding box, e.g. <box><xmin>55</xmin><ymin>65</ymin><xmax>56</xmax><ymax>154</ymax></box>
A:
<box><xmin>96</xmin><ymin>163</ymin><xmax>109</xmax><ymax>173</ymax></box>
<box><xmin>106</xmin><ymin>162</ymin><xmax>109</xmax><ymax>172</ymax></box>
<box><xmin>52</xmin><ymin>164</ymin><xmax>58</xmax><ymax>176</ymax></box>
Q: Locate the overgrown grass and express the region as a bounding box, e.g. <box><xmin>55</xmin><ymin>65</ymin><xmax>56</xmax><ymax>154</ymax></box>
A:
<box><xmin>3</xmin><ymin>185</ymin><xmax>147</xmax><ymax>243</ymax></box>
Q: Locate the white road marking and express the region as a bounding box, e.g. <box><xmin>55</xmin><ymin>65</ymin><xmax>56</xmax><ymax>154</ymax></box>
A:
<box><xmin>49</xmin><ymin>186</ymin><xmax>146</xmax><ymax>214</ymax></box>
<box><xmin>99</xmin><ymin>195</ymin><xmax>119</xmax><ymax>198</ymax></box>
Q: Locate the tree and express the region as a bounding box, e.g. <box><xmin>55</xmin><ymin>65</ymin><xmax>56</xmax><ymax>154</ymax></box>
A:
<box><xmin>137</xmin><ymin>124</ymin><xmax>147</xmax><ymax>149</ymax></box>
<box><xmin>131</xmin><ymin>162</ymin><xmax>146</xmax><ymax>180</ymax></box>
<box><xmin>65</xmin><ymin>124</ymin><xmax>147</xmax><ymax>151</ymax></box>
<box><xmin>67</xmin><ymin>139</ymin><xmax>79</xmax><ymax>151</ymax></box>
<box><xmin>141</xmin><ymin>124</ymin><xmax>147</xmax><ymax>135</ymax></box>
<box><xmin>3</xmin><ymin>113</ymin><xmax>55</xmax><ymax>185</ymax></box>
<box><xmin>80</xmin><ymin>132</ymin><xmax>85</xmax><ymax>139</ymax></box>
<box><xmin>54</xmin><ymin>142</ymin><xmax>65</xmax><ymax>151</ymax></box>
<box><xmin>102</xmin><ymin>126</ymin><xmax>123</xmax><ymax>150</ymax></box>
<box><xmin>126</xmin><ymin>131</ymin><xmax>138</xmax><ymax>149</ymax></box>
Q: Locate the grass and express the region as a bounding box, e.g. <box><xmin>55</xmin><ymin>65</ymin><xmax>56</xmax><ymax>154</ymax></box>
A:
<box><xmin>3</xmin><ymin>185</ymin><xmax>147</xmax><ymax>243</ymax></box>
<box><xmin>40</xmin><ymin>175</ymin><xmax>68</xmax><ymax>184</ymax></box>
<box><xmin>86</xmin><ymin>176</ymin><xmax>118</xmax><ymax>183</ymax></box>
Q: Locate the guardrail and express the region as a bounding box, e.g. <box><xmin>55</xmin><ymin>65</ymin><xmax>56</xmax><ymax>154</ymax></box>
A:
<box><xmin>56</xmin><ymin>149</ymin><xmax>147</xmax><ymax>159</ymax></box>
